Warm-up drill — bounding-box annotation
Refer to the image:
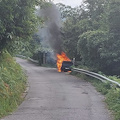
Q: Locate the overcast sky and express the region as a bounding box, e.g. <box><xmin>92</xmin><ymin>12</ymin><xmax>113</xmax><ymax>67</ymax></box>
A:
<box><xmin>53</xmin><ymin>0</ymin><xmax>83</xmax><ymax>7</ymax></box>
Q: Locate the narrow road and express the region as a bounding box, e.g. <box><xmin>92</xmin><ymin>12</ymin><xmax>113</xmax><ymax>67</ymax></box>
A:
<box><xmin>1</xmin><ymin>58</ymin><xmax>112</xmax><ymax>120</ymax></box>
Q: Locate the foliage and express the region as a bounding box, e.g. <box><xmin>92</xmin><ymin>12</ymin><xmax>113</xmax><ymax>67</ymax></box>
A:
<box><xmin>108</xmin><ymin>0</ymin><xmax>120</xmax><ymax>35</ymax></box>
<box><xmin>56</xmin><ymin>3</ymin><xmax>82</xmax><ymax>19</ymax></box>
<box><xmin>102</xmin><ymin>0</ymin><xmax>120</xmax><ymax>75</ymax></box>
<box><xmin>0</xmin><ymin>51</ymin><xmax>27</xmax><ymax>118</ymax></box>
<box><xmin>77</xmin><ymin>30</ymin><xmax>108</xmax><ymax>71</ymax></box>
<box><xmin>60</xmin><ymin>0</ymin><xmax>120</xmax><ymax>75</ymax></box>
<box><xmin>105</xmin><ymin>88</ymin><xmax>120</xmax><ymax>120</ymax></box>
<box><xmin>59</xmin><ymin>0</ymin><xmax>108</xmax><ymax>60</ymax></box>
<box><xmin>17</xmin><ymin>34</ymin><xmax>43</xmax><ymax>57</ymax></box>
<box><xmin>61</xmin><ymin>18</ymin><xmax>81</xmax><ymax>60</ymax></box>
<box><xmin>0</xmin><ymin>0</ymin><xmax>43</xmax><ymax>53</ymax></box>
<box><xmin>57</xmin><ymin>4</ymin><xmax>84</xmax><ymax>60</ymax></box>
<box><xmin>108</xmin><ymin>76</ymin><xmax>120</xmax><ymax>84</ymax></box>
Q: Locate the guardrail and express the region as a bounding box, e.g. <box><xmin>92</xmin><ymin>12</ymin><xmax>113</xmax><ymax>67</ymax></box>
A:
<box><xmin>16</xmin><ymin>55</ymin><xmax>27</xmax><ymax>59</ymax></box>
<box><xmin>72</xmin><ymin>68</ymin><xmax>120</xmax><ymax>87</ymax></box>
<box><xmin>27</xmin><ymin>57</ymin><xmax>39</xmax><ymax>64</ymax></box>
<box><xmin>16</xmin><ymin>55</ymin><xmax>39</xmax><ymax>64</ymax></box>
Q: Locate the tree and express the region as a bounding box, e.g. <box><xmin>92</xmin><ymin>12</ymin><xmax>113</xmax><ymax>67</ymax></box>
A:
<box><xmin>77</xmin><ymin>30</ymin><xmax>108</xmax><ymax>71</ymax></box>
<box><xmin>0</xmin><ymin>0</ymin><xmax>43</xmax><ymax>52</ymax></box>
<box><xmin>62</xmin><ymin>18</ymin><xmax>80</xmax><ymax>59</ymax></box>
<box><xmin>60</xmin><ymin>0</ymin><xmax>107</xmax><ymax>60</ymax></box>
<box><xmin>77</xmin><ymin>0</ymin><xmax>120</xmax><ymax>75</ymax></box>
<box><xmin>108</xmin><ymin>0</ymin><xmax>120</xmax><ymax>37</ymax></box>
<box><xmin>99</xmin><ymin>0</ymin><xmax>120</xmax><ymax>75</ymax></box>
<box><xmin>57</xmin><ymin>4</ymin><xmax>83</xmax><ymax>60</ymax></box>
<box><xmin>58</xmin><ymin>0</ymin><xmax>120</xmax><ymax>75</ymax></box>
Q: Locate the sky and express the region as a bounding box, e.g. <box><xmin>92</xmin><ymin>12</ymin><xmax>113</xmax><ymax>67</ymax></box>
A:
<box><xmin>53</xmin><ymin>0</ymin><xmax>83</xmax><ymax>8</ymax></box>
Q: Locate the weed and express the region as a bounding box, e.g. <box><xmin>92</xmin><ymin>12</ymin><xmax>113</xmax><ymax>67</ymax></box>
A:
<box><xmin>0</xmin><ymin>51</ymin><xmax>27</xmax><ymax>118</ymax></box>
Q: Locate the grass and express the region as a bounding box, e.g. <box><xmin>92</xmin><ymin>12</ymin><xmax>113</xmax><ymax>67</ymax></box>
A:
<box><xmin>0</xmin><ymin>51</ymin><xmax>27</xmax><ymax>118</ymax></box>
<box><xmin>71</xmin><ymin>71</ymin><xmax>120</xmax><ymax>120</ymax></box>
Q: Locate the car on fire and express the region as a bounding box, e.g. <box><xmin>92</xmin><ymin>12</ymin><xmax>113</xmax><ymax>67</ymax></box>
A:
<box><xmin>61</xmin><ymin>61</ymin><xmax>73</xmax><ymax>72</ymax></box>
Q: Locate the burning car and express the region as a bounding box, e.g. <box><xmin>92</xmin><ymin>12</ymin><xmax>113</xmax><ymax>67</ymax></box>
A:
<box><xmin>61</xmin><ymin>61</ymin><xmax>73</xmax><ymax>72</ymax></box>
<box><xmin>56</xmin><ymin>52</ymin><xmax>72</xmax><ymax>72</ymax></box>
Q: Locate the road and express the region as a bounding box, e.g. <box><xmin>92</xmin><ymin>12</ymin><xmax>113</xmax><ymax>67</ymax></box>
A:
<box><xmin>1</xmin><ymin>58</ymin><xmax>112</xmax><ymax>120</ymax></box>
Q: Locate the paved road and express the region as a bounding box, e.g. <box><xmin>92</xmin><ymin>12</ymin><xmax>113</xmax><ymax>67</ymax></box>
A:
<box><xmin>1</xmin><ymin>58</ymin><xmax>112</xmax><ymax>120</ymax></box>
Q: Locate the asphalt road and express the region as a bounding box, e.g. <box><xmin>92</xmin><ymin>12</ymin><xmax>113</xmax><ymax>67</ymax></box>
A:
<box><xmin>1</xmin><ymin>58</ymin><xmax>112</xmax><ymax>120</ymax></box>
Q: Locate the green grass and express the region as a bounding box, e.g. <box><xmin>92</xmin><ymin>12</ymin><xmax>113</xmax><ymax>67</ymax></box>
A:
<box><xmin>71</xmin><ymin>71</ymin><xmax>120</xmax><ymax>120</ymax></box>
<box><xmin>0</xmin><ymin>51</ymin><xmax>27</xmax><ymax>118</ymax></box>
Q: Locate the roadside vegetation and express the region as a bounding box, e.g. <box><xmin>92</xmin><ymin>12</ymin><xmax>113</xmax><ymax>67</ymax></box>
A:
<box><xmin>0</xmin><ymin>51</ymin><xmax>27</xmax><ymax>118</ymax></box>
<box><xmin>58</xmin><ymin>1</ymin><xmax>120</xmax><ymax>119</ymax></box>
<box><xmin>0</xmin><ymin>0</ymin><xmax>44</xmax><ymax>118</ymax></box>
<box><xmin>71</xmin><ymin>71</ymin><xmax>120</xmax><ymax>120</ymax></box>
<box><xmin>58</xmin><ymin>0</ymin><xmax>120</xmax><ymax>76</ymax></box>
<box><xmin>0</xmin><ymin>0</ymin><xmax>120</xmax><ymax>119</ymax></box>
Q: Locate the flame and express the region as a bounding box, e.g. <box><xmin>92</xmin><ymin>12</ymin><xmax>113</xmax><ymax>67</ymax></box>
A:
<box><xmin>56</xmin><ymin>52</ymin><xmax>71</xmax><ymax>72</ymax></box>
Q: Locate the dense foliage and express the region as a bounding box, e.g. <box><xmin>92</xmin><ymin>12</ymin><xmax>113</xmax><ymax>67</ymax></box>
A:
<box><xmin>58</xmin><ymin>0</ymin><xmax>120</xmax><ymax>75</ymax></box>
<box><xmin>0</xmin><ymin>0</ymin><xmax>43</xmax><ymax>54</ymax></box>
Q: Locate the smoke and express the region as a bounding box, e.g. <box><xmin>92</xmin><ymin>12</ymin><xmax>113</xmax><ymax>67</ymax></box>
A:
<box><xmin>37</xmin><ymin>3</ymin><xmax>62</xmax><ymax>54</ymax></box>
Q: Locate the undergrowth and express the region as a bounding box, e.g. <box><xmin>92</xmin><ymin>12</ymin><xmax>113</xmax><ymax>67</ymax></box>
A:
<box><xmin>0</xmin><ymin>51</ymin><xmax>27</xmax><ymax>118</ymax></box>
<box><xmin>71</xmin><ymin>71</ymin><xmax>120</xmax><ymax>120</ymax></box>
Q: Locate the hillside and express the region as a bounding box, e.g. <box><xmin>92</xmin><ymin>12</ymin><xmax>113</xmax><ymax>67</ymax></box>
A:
<box><xmin>0</xmin><ymin>51</ymin><xmax>27</xmax><ymax>118</ymax></box>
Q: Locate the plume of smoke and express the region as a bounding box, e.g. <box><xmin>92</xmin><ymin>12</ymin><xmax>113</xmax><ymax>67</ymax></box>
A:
<box><xmin>37</xmin><ymin>3</ymin><xmax>62</xmax><ymax>54</ymax></box>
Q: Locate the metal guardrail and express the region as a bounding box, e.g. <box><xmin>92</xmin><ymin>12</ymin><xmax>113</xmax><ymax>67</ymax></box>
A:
<box><xmin>16</xmin><ymin>55</ymin><xmax>27</xmax><ymax>59</ymax></box>
<box><xmin>72</xmin><ymin>68</ymin><xmax>120</xmax><ymax>87</ymax></box>
<box><xmin>16</xmin><ymin>55</ymin><xmax>39</xmax><ymax>64</ymax></box>
<box><xmin>28</xmin><ymin>57</ymin><xmax>39</xmax><ymax>64</ymax></box>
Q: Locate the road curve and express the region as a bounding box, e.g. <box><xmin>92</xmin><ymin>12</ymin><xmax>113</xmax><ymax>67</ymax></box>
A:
<box><xmin>1</xmin><ymin>58</ymin><xmax>112</xmax><ymax>120</ymax></box>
